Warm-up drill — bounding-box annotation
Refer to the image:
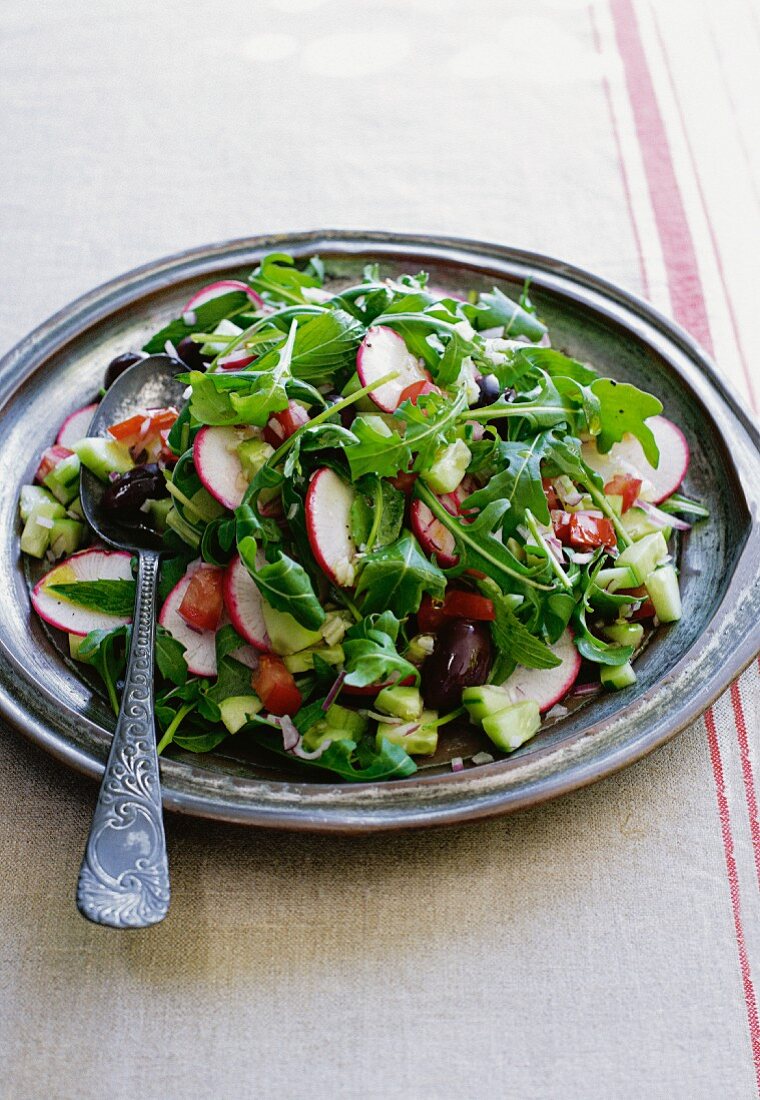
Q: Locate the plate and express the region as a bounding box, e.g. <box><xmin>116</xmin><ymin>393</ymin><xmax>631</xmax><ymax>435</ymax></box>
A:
<box><xmin>0</xmin><ymin>230</ymin><xmax>758</xmax><ymax>832</ymax></box>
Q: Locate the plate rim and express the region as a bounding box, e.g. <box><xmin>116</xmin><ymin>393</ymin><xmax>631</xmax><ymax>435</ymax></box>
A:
<box><xmin>1</xmin><ymin>228</ymin><xmax>758</xmax><ymax>833</ymax></box>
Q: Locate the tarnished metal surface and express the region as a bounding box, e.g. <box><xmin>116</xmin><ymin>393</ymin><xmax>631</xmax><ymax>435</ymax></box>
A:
<box><xmin>0</xmin><ymin>230</ymin><xmax>758</xmax><ymax>832</ymax></box>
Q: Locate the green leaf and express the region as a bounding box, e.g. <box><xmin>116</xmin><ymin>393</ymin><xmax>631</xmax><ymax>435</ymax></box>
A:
<box><xmin>347</xmin><ymin>416</ymin><xmax>411</xmax><ymax>480</ymax></box>
<box><xmin>159</xmin><ymin>555</ymin><xmax>193</xmax><ymax>604</ymax></box>
<box><xmin>483</xmin><ymin>583</ymin><xmax>561</xmax><ymax>673</ymax></box>
<box><xmin>399</xmin><ymin>388</ymin><xmax>468</xmax><ymax>472</ymax></box>
<box><xmin>463</xmin><ymin>433</ymin><xmax>550</xmax><ymax>538</ymax></box>
<box><xmin>572</xmin><ymin>563</ymin><xmax>635</xmax><ymax>666</ymax></box>
<box><xmin>342</xmin><ymin>612</ymin><xmax>419</xmax><ymax>689</ymax></box>
<box><xmin>48</xmin><ymin>579</ymin><xmax>136</xmax><ymax>617</ymax></box>
<box><xmin>239</xmin><ymin>537</ymin><xmax>325</xmax><ymax>630</ymax></box>
<box><xmin>283</xmin><ymin>309</ymin><xmax>364</xmax><ymax>385</ymax></box>
<box><xmin>155</xmin><ymin>625</ymin><xmax>188</xmax><ymax>686</ymax></box>
<box><xmin>355</xmin><ymin>532</ymin><xmax>446</xmax><ymax>617</ymax></box>
<box><xmin>143</xmin><ymin>290</ymin><xmax>251</xmax><ymax>354</ymax></box>
<box><xmin>509</xmin><ymin>347</ymin><xmax>599</xmax><ymax>386</ymax></box>
<box><xmin>464</xmin><ymin>286</ymin><xmax>547</xmax><ymax>341</ymax></box>
<box><xmin>432</xmin><ymin>329</ymin><xmax>472</xmax><ymax>387</ymax></box>
<box><xmin>252</xmin><ymin>729</ymin><xmax>417</xmax><ymax>781</ymax></box>
<box><xmin>590</xmin><ymin>378</ymin><xmax>663</xmax><ymax>465</ymax></box>
<box><xmin>77</xmin><ymin>625</ymin><xmax>131</xmax><ymax>716</ymax></box>
<box><xmin>249</xmin><ymin>252</ymin><xmax>324</xmax><ymax>305</ymax></box>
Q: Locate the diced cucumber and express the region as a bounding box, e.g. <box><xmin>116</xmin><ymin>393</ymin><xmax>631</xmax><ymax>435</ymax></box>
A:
<box><xmin>20</xmin><ymin>498</ymin><xmax>66</xmax><ymax>558</ymax></box>
<box><xmin>237</xmin><ymin>438</ymin><xmax>275</xmax><ymax>481</ymax></box>
<box><xmin>165</xmin><ymin>506</ymin><xmax>201</xmax><ymax>548</ymax></box>
<box><xmin>42</xmin><ymin>452</ymin><xmax>81</xmax><ymax>504</ymax></box>
<box><xmin>283</xmin><ymin>644</ymin><xmax>344</xmax><ymax>674</ymax></box>
<box><xmin>421</xmin><ymin>439</ymin><xmax>472</xmax><ymax>495</ymax></box>
<box><xmin>616</xmin><ymin>531</ymin><xmax>669</xmax><ymax>585</ymax></box>
<box><xmin>261</xmin><ymin>601</ymin><xmax>322</xmax><ymax>656</ymax></box>
<box><xmin>595</xmin><ymin>565</ymin><xmax>637</xmax><ymax>592</ymax></box>
<box><xmin>67</xmin><ymin>496</ymin><xmax>85</xmax><ymax>521</ymax></box>
<box><xmin>605</xmin><ymin>493</ymin><xmax>624</xmax><ymax>516</ymax></box>
<box><xmin>49</xmin><ymin>518</ymin><xmax>85</xmax><ymax>559</ymax></box>
<box><xmin>147</xmin><ymin>497</ymin><xmax>172</xmax><ymax>531</ymax></box>
<box><xmin>74</xmin><ymin>437</ymin><xmax>133</xmax><ymax>480</ymax></box>
<box><xmin>600</xmin><ymin>662</ymin><xmax>637</xmax><ymax>690</ymax></box>
<box><xmin>320</xmin><ymin>610</ymin><xmax>352</xmax><ymax>647</ymax></box>
<box><xmin>375</xmin><ymin>685</ymin><xmax>423</xmax><ymax>722</ymax></box>
<box><xmin>462</xmin><ymin>684</ymin><xmax>513</xmax><ymax>724</ymax></box>
<box><xmin>621</xmin><ymin>507</ymin><xmax>671</xmax><ymax>541</ymax></box>
<box><xmin>219</xmin><ymin>695</ymin><xmax>262</xmax><ymax>735</ymax></box>
<box><xmin>302</xmin><ymin>705</ymin><xmax>367</xmax><ymax>751</ymax></box>
<box><xmin>481</xmin><ymin>700</ymin><xmax>541</xmax><ymax>752</ymax></box>
<box><xmin>19</xmin><ymin>484</ymin><xmax>56</xmax><ymax>522</ymax></box>
<box><xmin>601</xmin><ymin>621</ymin><xmax>644</xmax><ymax>648</ymax></box>
<box><xmin>376</xmin><ymin>709</ymin><xmax>439</xmax><ymax>756</ymax></box>
<box><xmin>646</xmin><ymin>563</ymin><xmax>682</xmax><ymax>623</ymax></box>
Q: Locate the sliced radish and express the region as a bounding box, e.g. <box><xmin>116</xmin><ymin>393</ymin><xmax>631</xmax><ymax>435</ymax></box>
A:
<box><xmin>497</xmin><ymin>629</ymin><xmax>581</xmax><ymax>713</ymax></box>
<box><xmin>305</xmin><ymin>467</ymin><xmax>358</xmax><ymax>586</ymax></box>
<box><xmin>357</xmin><ymin>326</ymin><xmax>431</xmax><ymax>413</ymax></box>
<box><xmin>182</xmin><ymin>279</ymin><xmax>264</xmax><ymax>314</ymax></box>
<box><xmin>159</xmin><ymin>569</ymin><xmax>219</xmax><ymax>676</ymax></box>
<box><xmin>223</xmin><ymin>553</ymin><xmax>271</xmax><ymax>652</ymax></box>
<box><xmin>582</xmin><ymin>416</ymin><xmax>689</xmax><ymax>504</ymax></box>
<box><xmin>218</xmin><ymin>349</ymin><xmax>256</xmax><ymax>370</ymax></box>
<box><xmin>409</xmin><ymin>477</ymin><xmax>476</xmax><ymax>568</ymax></box>
<box><xmin>193</xmin><ymin>425</ymin><xmax>258</xmax><ymax>511</ymax></box>
<box><xmin>32</xmin><ymin>549</ymin><xmax>134</xmax><ymax>636</ymax></box>
<box><xmin>35</xmin><ymin>444</ymin><xmax>74</xmax><ymax>483</ymax></box>
<box><xmin>56</xmin><ymin>403</ymin><xmax>98</xmax><ymax>448</ymax></box>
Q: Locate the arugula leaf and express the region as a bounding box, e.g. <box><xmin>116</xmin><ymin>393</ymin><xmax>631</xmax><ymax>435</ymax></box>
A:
<box><xmin>464</xmin><ymin>286</ymin><xmax>547</xmax><ymax>342</ymax></box>
<box><xmin>252</xmin><ymin>729</ymin><xmax>417</xmax><ymax>781</ymax></box>
<box><xmin>399</xmin><ymin>388</ymin><xmax>468</xmax><ymax>472</ymax></box>
<box><xmin>342</xmin><ymin>612</ymin><xmax>420</xmax><ymax>689</ymax></box>
<box><xmin>155</xmin><ymin>625</ymin><xmax>188</xmax><ymax>686</ymax></box>
<box><xmin>143</xmin><ymin>290</ymin><xmax>251</xmax><ymax>354</ymax></box>
<box><xmin>572</xmin><ymin>564</ymin><xmax>635</xmax><ymax>666</ymax></box>
<box><xmin>508</xmin><ymin>347</ymin><xmax>598</xmax><ymax>386</ymax></box>
<box><xmin>347</xmin><ymin>415</ymin><xmax>411</xmax><ymax>480</ymax></box>
<box><xmin>463</xmin><ymin>433</ymin><xmax>550</xmax><ymax>538</ymax></box>
<box><xmin>238</xmin><ymin>537</ymin><xmax>325</xmax><ymax>630</ymax></box>
<box><xmin>431</xmin><ymin>329</ymin><xmax>472</xmax><ymax>386</ymax></box>
<box><xmin>590</xmin><ymin>378</ymin><xmax>663</xmax><ymax>465</ymax></box>
<box><xmin>249</xmin><ymin>252</ymin><xmax>324</xmax><ymax>306</ymax></box>
<box><xmin>355</xmin><ymin>532</ymin><xmax>446</xmax><ymax>616</ymax></box>
<box><xmin>48</xmin><ymin>579</ymin><xmax>136</xmax><ymax>617</ymax></box>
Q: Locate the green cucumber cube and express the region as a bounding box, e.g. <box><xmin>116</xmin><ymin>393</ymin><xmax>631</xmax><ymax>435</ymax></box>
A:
<box><xmin>74</xmin><ymin>437</ymin><xmax>133</xmax><ymax>480</ymax></box>
<box><xmin>49</xmin><ymin>518</ymin><xmax>85</xmax><ymax>560</ymax></box>
<box><xmin>601</xmin><ymin>621</ymin><xmax>644</xmax><ymax>648</ymax></box>
<box><xmin>481</xmin><ymin>700</ymin><xmax>541</xmax><ymax>752</ymax></box>
<box><xmin>375</xmin><ymin>685</ymin><xmax>423</xmax><ymax>722</ymax></box>
<box><xmin>42</xmin><ymin>452</ymin><xmax>81</xmax><ymax>504</ymax></box>
<box><xmin>20</xmin><ymin>498</ymin><xmax>66</xmax><ymax>558</ymax></box>
<box><xmin>600</xmin><ymin>661</ymin><xmax>637</xmax><ymax>690</ymax></box>
<box><xmin>421</xmin><ymin>439</ymin><xmax>472</xmax><ymax>495</ymax></box>
<box><xmin>219</xmin><ymin>695</ymin><xmax>262</xmax><ymax>735</ymax></box>
<box><xmin>616</xmin><ymin>531</ymin><xmax>669</xmax><ymax>585</ymax></box>
<box><xmin>376</xmin><ymin>709</ymin><xmax>439</xmax><ymax>756</ymax></box>
<box><xmin>19</xmin><ymin>484</ymin><xmax>56</xmax><ymax>522</ymax></box>
<box><xmin>283</xmin><ymin>644</ymin><xmax>344</xmax><ymax>674</ymax></box>
<box><xmin>646</xmin><ymin>564</ymin><xmax>682</xmax><ymax>623</ymax></box>
<box><xmin>462</xmin><ymin>684</ymin><xmax>513</xmax><ymax>724</ymax></box>
<box><xmin>237</xmin><ymin>438</ymin><xmax>275</xmax><ymax>481</ymax></box>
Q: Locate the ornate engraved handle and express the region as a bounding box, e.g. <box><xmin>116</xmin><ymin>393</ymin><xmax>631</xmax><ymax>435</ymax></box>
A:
<box><xmin>77</xmin><ymin>549</ymin><xmax>170</xmax><ymax>928</ymax></box>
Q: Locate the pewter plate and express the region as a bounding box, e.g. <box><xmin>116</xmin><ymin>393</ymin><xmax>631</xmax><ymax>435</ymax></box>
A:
<box><xmin>0</xmin><ymin>231</ymin><xmax>758</xmax><ymax>832</ymax></box>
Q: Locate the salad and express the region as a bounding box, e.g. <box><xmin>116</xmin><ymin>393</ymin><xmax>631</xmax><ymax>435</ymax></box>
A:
<box><xmin>20</xmin><ymin>253</ymin><xmax>708</xmax><ymax>782</ymax></box>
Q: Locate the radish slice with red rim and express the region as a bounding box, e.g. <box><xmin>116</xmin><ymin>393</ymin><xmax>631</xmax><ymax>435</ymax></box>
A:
<box><xmin>356</xmin><ymin>326</ymin><xmax>432</xmax><ymax>413</ymax></box>
<box><xmin>223</xmin><ymin>553</ymin><xmax>271</xmax><ymax>652</ymax></box>
<box><xmin>497</xmin><ymin>629</ymin><xmax>581</xmax><ymax>713</ymax></box>
<box><xmin>32</xmin><ymin>549</ymin><xmax>134</xmax><ymax>636</ymax></box>
<box><xmin>193</xmin><ymin>425</ymin><xmax>258</xmax><ymax>511</ymax></box>
<box><xmin>182</xmin><ymin>279</ymin><xmax>264</xmax><ymax>314</ymax></box>
<box><xmin>305</xmin><ymin>467</ymin><xmax>358</xmax><ymax>586</ymax></box>
<box><xmin>582</xmin><ymin>416</ymin><xmax>689</xmax><ymax>504</ymax></box>
<box><xmin>56</xmin><ymin>403</ymin><xmax>98</xmax><ymax>449</ymax></box>
<box><xmin>159</xmin><ymin>568</ymin><xmax>220</xmax><ymax>676</ymax></box>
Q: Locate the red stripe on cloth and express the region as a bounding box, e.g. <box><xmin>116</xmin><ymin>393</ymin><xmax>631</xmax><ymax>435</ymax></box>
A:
<box><xmin>609</xmin><ymin>0</ymin><xmax>712</xmax><ymax>352</ymax></box>
<box><xmin>588</xmin><ymin>4</ymin><xmax>650</xmax><ymax>299</ymax></box>
<box><xmin>652</xmin><ymin>11</ymin><xmax>758</xmax><ymax>409</ymax></box>
<box><xmin>731</xmin><ymin>679</ymin><xmax>760</xmax><ymax>889</ymax></box>
<box><xmin>705</xmin><ymin>708</ymin><xmax>760</xmax><ymax>1083</ymax></box>
<box><xmin>609</xmin><ymin>0</ymin><xmax>760</xmax><ymax>1088</ymax></box>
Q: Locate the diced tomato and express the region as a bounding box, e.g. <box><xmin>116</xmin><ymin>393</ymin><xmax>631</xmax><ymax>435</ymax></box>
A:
<box><xmin>604</xmin><ymin>474</ymin><xmax>642</xmax><ymax>513</ymax></box>
<box><xmin>397</xmin><ymin>379</ymin><xmax>440</xmax><ymax>407</ymax></box>
<box><xmin>417</xmin><ymin>589</ymin><xmax>495</xmax><ymax>632</ymax></box>
<box><xmin>252</xmin><ymin>654</ymin><xmax>303</xmax><ymax>716</ymax></box>
<box><xmin>390</xmin><ymin>470</ymin><xmax>418</xmax><ymax>495</ymax></box>
<box><xmin>109</xmin><ymin>406</ymin><xmax>178</xmax><ymax>444</ymax></box>
<box><xmin>35</xmin><ymin>445</ymin><xmax>74</xmax><ymax>483</ymax></box>
<box><xmin>441</xmin><ymin>590</ymin><xmax>495</xmax><ymax>621</ymax></box>
<box><xmin>543</xmin><ymin>477</ymin><xmax>561</xmax><ymax>511</ymax></box>
<box><xmin>263</xmin><ymin>401</ymin><xmax>310</xmax><ymax>447</ymax></box>
<box><xmin>629</xmin><ymin>599</ymin><xmax>656</xmax><ymax>621</ymax></box>
<box><xmin>618</xmin><ymin>585</ymin><xmax>656</xmax><ymax>621</ymax></box>
<box><xmin>552</xmin><ymin>510</ymin><xmax>616</xmax><ymax>550</ymax></box>
<box><xmin>178</xmin><ymin>567</ymin><xmax>224</xmax><ymax>632</ymax></box>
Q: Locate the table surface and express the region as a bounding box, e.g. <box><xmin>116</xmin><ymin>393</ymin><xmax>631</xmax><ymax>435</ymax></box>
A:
<box><xmin>1</xmin><ymin>1</ymin><xmax>759</xmax><ymax>1097</ymax></box>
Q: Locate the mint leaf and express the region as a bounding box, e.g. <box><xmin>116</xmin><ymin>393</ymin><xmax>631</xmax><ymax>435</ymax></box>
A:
<box><xmin>155</xmin><ymin>625</ymin><xmax>188</xmax><ymax>686</ymax></box>
<box><xmin>239</xmin><ymin>537</ymin><xmax>325</xmax><ymax>630</ymax></box>
<box><xmin>464</xmin><ymin>286</ymin><xmax>547</xmax><ymax>341</ymax></box>
<box><xmin>48</xmin><ymin>579</ymin><xmax>136</xmax><ymax>617</ymax></box>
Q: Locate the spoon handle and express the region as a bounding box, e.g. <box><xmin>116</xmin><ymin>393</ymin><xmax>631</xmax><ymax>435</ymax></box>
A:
<box><xmin>76</xmin><ymin>549</ymin><xmax>170</xmax><ymax>928</ymax></box>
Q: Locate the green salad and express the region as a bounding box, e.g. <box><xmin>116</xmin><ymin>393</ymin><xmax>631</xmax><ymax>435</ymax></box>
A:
<box><xmin>22</xmin><ymin>252</ymin><xmax>707</xmax><ymax>781</ymax></box>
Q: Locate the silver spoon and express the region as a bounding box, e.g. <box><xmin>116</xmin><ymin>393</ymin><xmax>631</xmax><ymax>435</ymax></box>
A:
<box><xmin>76</xmin><ymin>354</ymin><xmax>187</xmax><ymax>928</ymax></box>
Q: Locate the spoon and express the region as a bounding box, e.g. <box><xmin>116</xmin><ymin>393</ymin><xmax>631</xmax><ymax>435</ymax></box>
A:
<box><xmin>76</xmin><ymin>354</ymin><xmax>187</xmax><ymax>928</ymax></box>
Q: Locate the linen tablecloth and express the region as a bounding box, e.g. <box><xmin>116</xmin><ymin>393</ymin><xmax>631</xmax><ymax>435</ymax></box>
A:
<box><xmin>1</xmin><ymin>2</ymin><xmax>758</xmax><ymax>1096</ymax></box>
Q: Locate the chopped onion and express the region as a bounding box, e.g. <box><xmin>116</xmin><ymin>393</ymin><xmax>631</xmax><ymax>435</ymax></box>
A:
<box><xmin>568</xmin><ymin>550</ymin><xmax>595</xmax><ymax>564</ymax></box>
<box><xmin>279</xmin><ymin>715</ymin><xmax>300</xmax><ymax>751</ymax></box>
<box><xmin>545</xmin><ymin>703</ymin><xmax>569</xmax><ymax>720</ymax></box>
<box><xmin>537</xmin><ymin>332</ymin><xmax>552</xmax><ymax>348</ymax></box>
<box><xmin>293</xmin><ymin>739</ymin><xmax>333</xmax><ymax>760</ymax></box>
<box><xmin>36</xmin><ymin>515</ymin><xmax>54</xmax><ymax>529</ymax></box>
<box><xmin>182</xmin><ymin>310</ymin><xmax>197</xmax><ymax>326</ymax></box>
<box><xmin>164</xmin><ymin>340</ymin><xmax>178</xmax><ymax>359</ymax></box>
<box><xmin>182</xmin><ymin>279</ymin><xmax>264</xmax><ymax>314</ymax></box>
<box><xmin>638</xmin><ymin>499</ymin><xmax>691</xmax><ymax>532</ymax></box>
<box><xmin>573</xmin><ymin>682</ymin><xmax>601</xmax><ymax>697</ymax></box>
<box><xmin>451</xmin><ymin>756</ymin><xmax>465</xmax><ymax>773</ymax></box>
<box><xmin>471</xmin><ymin>751</ymin><xmax>495</xmax><ymax>766</ymax></box>
<box><xmin>366</xmin><ymin>710</ymin><xmax>402</xmax><ymax>724</ymax></box>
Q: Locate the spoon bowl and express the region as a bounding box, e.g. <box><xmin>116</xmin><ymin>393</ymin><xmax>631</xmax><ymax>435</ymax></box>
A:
<box><xmin>76</xmin><ymin>354</ymin><xmax>187</xmax><ymax>928</ymax></box>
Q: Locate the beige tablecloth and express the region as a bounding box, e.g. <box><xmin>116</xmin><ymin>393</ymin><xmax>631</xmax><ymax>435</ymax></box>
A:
<box><xmin>1</xmin><ymin>2</ymin><xmax>759</xmax><ymax>1097</ymax></box>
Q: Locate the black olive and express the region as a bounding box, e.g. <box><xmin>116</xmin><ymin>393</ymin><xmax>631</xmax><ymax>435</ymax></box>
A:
<box><xmin>104</xmin><ymin>351</ymin><xmax>145</xmax><ymax>390</ymax></box>
<box><xmin>421</xmin><ymin>619</ymin><xmax>493</xmax><ymax>711</ymax></box>
<box><xmin>100</xmin><ymin>463</ymin><xmax>169</xmax><ymax>515</ymax></box>
<box><xmin>473</xmin><ymin>373</ymin><xmax>502</xmax><ymax>408</ymax></box>
<box><xmin>176</xmin><ymin>335</ymin><xmax>210</xmax><ymax>371</ymax></box>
